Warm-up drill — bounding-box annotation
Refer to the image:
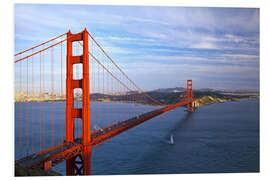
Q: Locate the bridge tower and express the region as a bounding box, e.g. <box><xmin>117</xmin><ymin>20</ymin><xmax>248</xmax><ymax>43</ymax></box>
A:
<box><xmin>187</xmin><ymin>80</ymin><xmax>193</xmax><ymax>112</ymax></box>
<box><xmin>66</xmin><ymin>29</ymin><xmax>91</xmax><ymax>175</ymax></box>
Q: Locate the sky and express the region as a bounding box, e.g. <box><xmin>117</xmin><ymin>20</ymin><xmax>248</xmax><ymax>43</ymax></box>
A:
<box><xmin>14</xmin><ymin>4</ymin><xmax>260</xmax><ymax>91</ymax></box>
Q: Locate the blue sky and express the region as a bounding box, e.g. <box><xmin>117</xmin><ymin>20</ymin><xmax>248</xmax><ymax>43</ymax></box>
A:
<box><xmin>15</xmin><ymin>4</ymin><xmax>259</xmax><ymax>91</ymax></box>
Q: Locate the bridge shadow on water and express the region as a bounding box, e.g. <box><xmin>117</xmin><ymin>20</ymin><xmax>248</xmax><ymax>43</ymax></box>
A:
<box><xmin>168</xmin><ymin>111</ymin><xmax>196</xmax><ymax>136</ymax></box>
<box><xmin>129</xmin><ymin>110</ymin><xmax>198</xmax><ymax>174</ymax></box>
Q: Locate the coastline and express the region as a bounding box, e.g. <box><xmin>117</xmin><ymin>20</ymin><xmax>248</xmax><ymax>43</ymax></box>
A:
<box><xmin>192</xmin><ymin>95</ymin><xmax>259</xmax><ymax>108</ymax></box>
<box><xmin>14</xmin><ymin>93</ymin><xmax>259</xmax><ymax>108</ymax></box>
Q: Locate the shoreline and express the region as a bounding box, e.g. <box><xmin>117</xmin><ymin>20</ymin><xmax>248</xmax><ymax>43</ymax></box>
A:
<box><xmin>192</xmin><ymin>96</ymin><xmax>259</xmax><ymax>108</ymax></box>
<box><xmin>14</xmin><ymin>95</ymin><xmax>259</xmax><ymax>108</ymax></box>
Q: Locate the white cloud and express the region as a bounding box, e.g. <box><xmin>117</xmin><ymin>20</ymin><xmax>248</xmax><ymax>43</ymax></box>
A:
<box><xmin>191</xmin><ymin>42</ymin><xmax>219</xmax><ymax>50</ymax></box>
<box><xmin>14</xmin><ymin>5</ymin><xmax>259</xmax><ymax>90</ymax></box>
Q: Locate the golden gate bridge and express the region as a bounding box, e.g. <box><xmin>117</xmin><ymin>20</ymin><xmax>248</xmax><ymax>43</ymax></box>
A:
<box><xmin>14</xmin><ymin>28</ymin><xmax>194</xmax><ymax>175</ymax></box>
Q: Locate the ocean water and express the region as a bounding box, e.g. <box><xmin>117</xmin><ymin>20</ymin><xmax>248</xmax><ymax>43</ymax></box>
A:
<box><xmin>15</xmin><ymin>99</ymin><xmax>259</xmax><ymax>175</ymax></box>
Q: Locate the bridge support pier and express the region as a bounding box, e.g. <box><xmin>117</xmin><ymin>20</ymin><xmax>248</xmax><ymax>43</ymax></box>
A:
<box><xmin>43</xmin><ymin>160</ymin><xmax>52</xmax><ymax>171</ymax></box>
<box><xmin>82</xmin><ymin>145</ymin><xmax>92</xmax><ymax>175</ymax></box>
<box><xmin>66</xmin><ymin>147</ymin><xmax>91</xmax><ymax>175</ymax></box>
<box><xmin>66</xmin><ymin>29</ymin><xmax>92</xmax><ymax>175</ymax></box>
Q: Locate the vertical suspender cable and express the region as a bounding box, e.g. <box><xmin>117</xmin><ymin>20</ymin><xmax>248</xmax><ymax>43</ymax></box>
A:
<box><xmin>39</xmin><ymin>52</ymin><xmax>42</xmax><ymax>151</ymax></box>
<box><xmin>133</xmin><ymin>84</ymin><xmax>135</xmax><ymax>116</ymax></box>
<box><xmin>125</xmin><ymin>78</ymin><xmax>127</xmax><ymax>119</ymax></box>
<box><xmin>91</xmin><ymin>39</ymin><xmax>95</xmax><ymax>130</ymax></box>
<box><xmin>127</xmin><ymin>84</ymin><xmax>129</xmax><ymax>119</ymax></box>
<box><xmin>92</xmin><ymin>39</ymin><xmax>95</xmax><ymax>130</ymax></box>
<box><xmin>41</xmin><ymin>48</ymin><xmax>46</xmax><ymax>148</ymax></box>
<box><xmin>51</xmin><ymin>47</ymin><xmax>54</xmax><ymax>147</ymax></box>
<box><xmin>108</xmin><ymin>64</ymin><xmax>110</xmax><ymax>125</ymax></box>
<box><xmin>26</xmin><ymin>57</ymin><xmax>29</xmax><ymax>155</ymax></box>
<box><xmin>31</xmin><ymin>51</ymin><xmax>34</xmax><ymax>153</ymax></box>
<box><xmin>19</xmin><ymin>57</ymin><xmax>22</xmax><ymax>148</ymax></box>
<box><xmin>110</xmin><ymin>67</ymin><xmax>113</xmax><ymax>124</ymax></box>
<box><xmin>97</xmin><ymin>48</ymin><xmax>100</xmax><ymax>128</ymax></box>
<box><xmin>125</xmin><ymin>77</ymin><xmax>127</xmax><ymax>120</ymax></box>
<box><xmin>61</xmin><ymin>40</ymin><xmax>63</xmax><ymax>144</ymax></box>
<box><xmin>127</xmin><ymin>83</ymin><xmax>129</xmax><ymax>118</ymax></box>
<box><xmin>124</xmin><ymin>85</ymin><xmax>126</xmax><ymax>120</ymax></box>
<box><xmin>132</xmin><ymin>84</ymin><xmax>134</xmax><ymax>116</ymax></box>
<box><xmin>125</xmin><ymin>77</ymin><xmax>127</xmax><ymax>119</ymax></box>
<box><xmin>121</xmin><ymin>76</ymin><xmax>123</xmax><ymax>122</ymax></box>
<box><xmin>103</xmin><ymin>54</ymin><xmax>105</xmax><ymax>127</ymax></box>
<box><xmin>106</xmin><ymin>62</ymin><xmax>108</xmax><ymax>126</ymax></box>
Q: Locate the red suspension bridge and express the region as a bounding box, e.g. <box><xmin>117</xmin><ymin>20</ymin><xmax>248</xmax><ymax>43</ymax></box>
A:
<box><xmin>14</xmin><ymin>28</ymin><xmax>194</xmax><ymax>175</ymax></box>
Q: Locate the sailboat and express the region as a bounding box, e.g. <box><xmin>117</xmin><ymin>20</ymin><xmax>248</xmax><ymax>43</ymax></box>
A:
<box><xmin>170</xmin><ymin>134</ymin><xmax>174</xmax><ymax>145</ymax></box>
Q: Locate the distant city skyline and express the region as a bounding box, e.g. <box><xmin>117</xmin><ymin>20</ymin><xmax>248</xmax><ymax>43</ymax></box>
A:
<box><xmin>15</xmin><ymin>4</ymin><xmax>259</xmax><ymax>91</ymax></box>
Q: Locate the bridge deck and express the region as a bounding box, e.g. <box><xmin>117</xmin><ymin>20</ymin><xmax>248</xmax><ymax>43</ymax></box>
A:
<box><xmin>16</xmin><ymin>101</ymin><xmax>190</xmax><ymax>170</ymax></box>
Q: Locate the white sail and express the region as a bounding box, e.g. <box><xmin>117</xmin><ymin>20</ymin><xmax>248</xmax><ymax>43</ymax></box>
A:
<box><xmin>170</xmin><ymin>134</ymin><xmax>174</xmax><ymax>144</ymax></box>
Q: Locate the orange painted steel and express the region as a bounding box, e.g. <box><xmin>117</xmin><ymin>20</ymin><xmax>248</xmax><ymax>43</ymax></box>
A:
<box><xmin>66</xmin><ymin>29</ymin><xmax>91</xmax><ymax>175</ymax></box>
<box><xmin>66</xmin><ymin>31</ymin><xmax>74</xmax><ymax>143</ymax></box>
<box><xmin>60</xmin><ymin>40</ymin><xmax>64</xmax><ymax>144</ymax></box>
<box><xmin>15</xmin><ymin>29</ymin><xmax>195</xmax><ymax>176</ymax></box>
<box><xmin>187</xmin><ymin>80</ymin><xmax>193</xmax><ymax>111</ymax></box>
<box><xmin>15</xmin><ymin>99</ymin><xmax>191</xmax><ymax>171</ymax></box>
<box><xmin>14</xmin><ymin>32</ymin><xmax>67</xmax><ymax>57</ymax></box>
<box><xmin>15</xmin><ymin>38</ymin><xmax>68</xmax><ymax>63</ymax></box>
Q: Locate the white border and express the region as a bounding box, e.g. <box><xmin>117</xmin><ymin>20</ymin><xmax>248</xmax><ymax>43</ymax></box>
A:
<box><xmin>1</xmin><ymin>0</ymin><xmax>269</xmax><ymax>180</ymax></box>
